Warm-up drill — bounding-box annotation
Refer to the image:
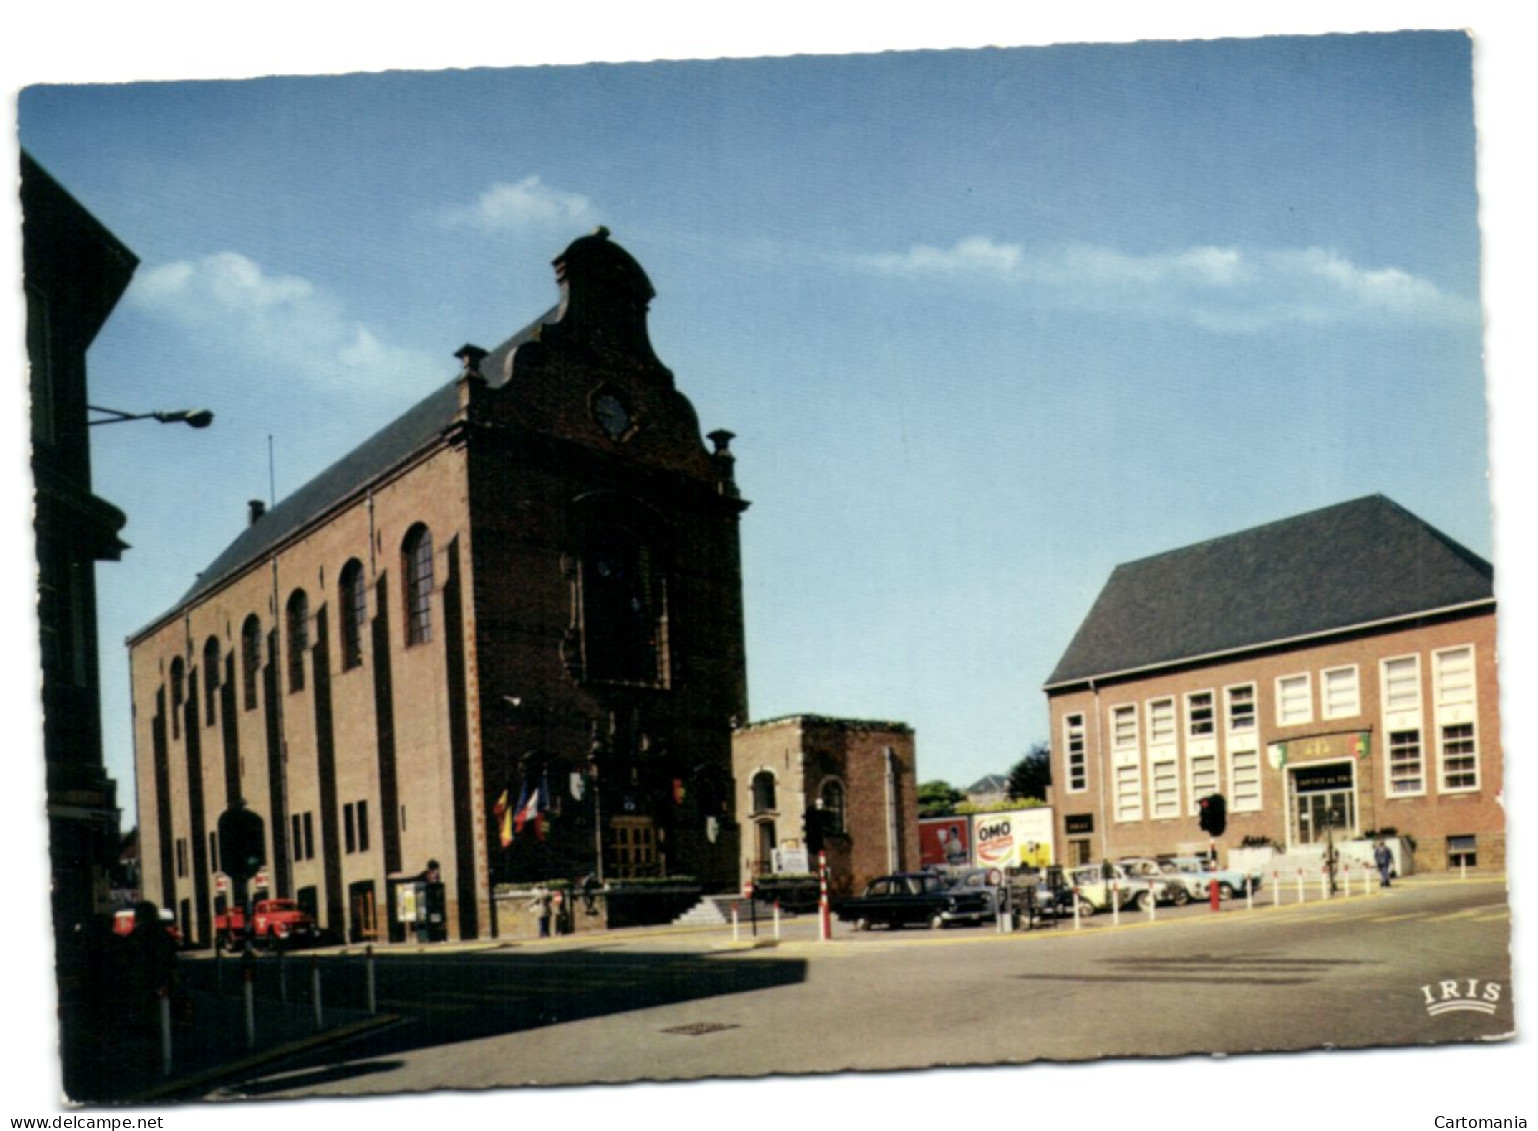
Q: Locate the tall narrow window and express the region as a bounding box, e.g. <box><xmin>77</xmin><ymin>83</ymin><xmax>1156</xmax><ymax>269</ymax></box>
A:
<box><xmin>751</xmin><ymin>771</ymin><xmax>777</xmax><ymax>814</ymax></box>
<box><xmin>1388</xmin><ymin>730</ymin><xmax>1424</xmax><ymax>795</ymax></box>
<box><xmin>1226</xmin><ymin>684</ymin><xmax>1256</xmax><ymax>732</ymax></box>
<box><xmin>1434</xmin><ymin>647</ymin><xmax>1479</xmax><ymax>792</ymax></box>
<box><xmin>241</xmin><ymin>615</ymin><xmax>262</xmax><ymax>711</ymax></box>
<box><xmin>340</xmin><ymin>559</ymin><xmax>367</xmax><ymax>670</ymax></box>
<box><xmin>287</xmin><ymin>589</ymin><xmax>309</xmax><ymax>693</ymax></box>
<box><xmin>1147</xmin><ymin>698</ymin><xmax>1176</xmax><ymax>746</ymax></box>
<box><xmin>1064</xmin><ymin>714</ymin><xmax>1087</xmax><ymax>793</ymax></box>
<box><xmin>170</xmin><ymin>657</ymin><xmax>185</xmax><ymax>740</ymax></box>
<box><xmin>1111</xmin><ymin>704</ymin><xmax>1142</xmax><ymax>822</ymax></box>
<box><xmin>819</xmin><ymin>780</ymin><xmax>846</xmax><ymax>835</ymax></box>
<box><xmin>203</xmin><ymin>636</ymin><xmax>220</xmax><ymax>724</ymax></box>
<box><xmin>1186</xmin><ymin>691</ymin><xmax>1215</xmax><ymax>738</ymax></box>
<box><xmin>403</xmin><ymin>525</ymin><xmax>434</xmax><ymax>646</ymax></box>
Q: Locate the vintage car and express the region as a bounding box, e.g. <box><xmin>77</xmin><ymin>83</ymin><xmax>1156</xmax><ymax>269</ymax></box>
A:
<box><xmin>837</xmin><ymin>872</ymin><xmax>993</xmax><ymax>930</ymax></box>
<box><xmin>1167</xmin><ymin>855</ymin><xmax>1265</xmax><ymax>899</ymax></box>
<box><xmin>1069</xmin><ymin>863</ymin><xmax>1172</xmax><ymax>913</ymax></box>
<box><xmin>1120</xmin><ymin>858</ymin><xmax>1201</xmax><ymax>905</ymax></box>
<box><xmin>112</xmin><ymin>905</ymin><xmax>183</xmax><ymax>946</ymax></box>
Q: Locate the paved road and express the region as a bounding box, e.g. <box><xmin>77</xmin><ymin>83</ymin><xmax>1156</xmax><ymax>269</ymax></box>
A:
<box><xmin>209</xmin><ymin>877</ymin><xmax>1511</xmax><ymax>1098</ymax></box>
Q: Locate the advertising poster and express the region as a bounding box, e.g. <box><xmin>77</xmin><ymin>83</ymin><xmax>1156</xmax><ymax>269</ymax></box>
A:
<box><xmin>919</xmin><ymin>816</ymin><xmax>972</xmax><ymax>869</ymax></box>
<box><xmin>973</xmin><ymin>809</ymin><xmax>1054</xmax><ymax>870</ymax></box>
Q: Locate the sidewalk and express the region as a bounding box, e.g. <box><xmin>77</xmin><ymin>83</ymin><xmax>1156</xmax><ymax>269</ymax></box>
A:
<box><xmin>65</xmin><ymin>976</ymin><xmax>394</xmax><ymax>1105</ymax></box>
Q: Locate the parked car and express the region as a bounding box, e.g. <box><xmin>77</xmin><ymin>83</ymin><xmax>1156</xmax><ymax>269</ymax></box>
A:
<box><xmin>1018</xmin><ymin>865</ymin><xmax>1077</xmax><ymax>921</ymax></box>
<box><xmin>1167</xmin><ymin>855</ymin><xmax>1264</xmax><ymax>900</ymax></box>
<box><xmin>944</xmin><ymin>868</ymin><xmax>1008</xmax><ymax>924</ymax></box>
<box><xmin>837</xmin><ymin>872</ymin><xmax>993</xmax><ymax>930</ymax></box>
<box><xmin>1069</xmin><ymin>863</ymin><xmax>1171</xmax><ymax>913</ymax></box>
<box><xmin>1119</xmin><ymin>858</ymin><xmax>1199</xmax><ymax>905</ymax></box>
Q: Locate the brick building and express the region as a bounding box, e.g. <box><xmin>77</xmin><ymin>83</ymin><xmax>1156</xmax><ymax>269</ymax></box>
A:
<box><xmin>1043</xmin><ymin>496</ymin><xmax>1502</xmax><ymax>874</ymax></box>
<box><xmin>129</xmin><ymin>230</ymin><xmax>749</xmax><ymax>945</ymax></box>
<box><xmin>732</xmin><ymin>715</ymin><xmax>920</xmax><ymax>897</ymax></box>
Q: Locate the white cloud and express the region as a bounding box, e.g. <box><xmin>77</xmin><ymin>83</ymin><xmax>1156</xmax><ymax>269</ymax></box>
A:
<box><xmin>441</xmin><ymin>176</ymin><xmax>596</xmax><ymax>233</ymax></box>
<box><xmin>127</xmin><ymin>252</ymin><xmax>442</xmax><ymax>390</ymax></box>
<box><xmin>852</xmin><ymin>236</ymin><xmax>1474</xmax><ymax>332</ymax></box>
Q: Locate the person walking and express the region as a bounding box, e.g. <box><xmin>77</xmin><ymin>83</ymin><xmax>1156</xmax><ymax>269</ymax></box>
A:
<box><xmin>1374</xmin><ymin>840</ymin><xmax>1394</xmax><ymax>888</ymax></box>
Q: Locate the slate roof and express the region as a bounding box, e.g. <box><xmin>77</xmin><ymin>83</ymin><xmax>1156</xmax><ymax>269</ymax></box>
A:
<box><xmin>136</xmin><ymin>302</ymin><xmax>560</xmax><ymax>637</ymax></box>
<box><xmin>1044</xmin><ymin>495</ymin><xmax>1494</xmax><ymax>689</ymax></box>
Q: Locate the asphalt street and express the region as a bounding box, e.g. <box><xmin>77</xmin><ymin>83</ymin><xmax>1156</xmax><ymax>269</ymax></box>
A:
<box><xmin>203</xmin><ymin>876</ymin><xmax>1511</xmax><ymax>1099</ymax></box>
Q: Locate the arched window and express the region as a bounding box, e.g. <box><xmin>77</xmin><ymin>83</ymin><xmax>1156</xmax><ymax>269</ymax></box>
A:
<box><xmin>202</xmin><ymin>637</ymin><xmax>220</xmax><ymax>723</ymax></box>
<box><xmin>169</xmin><ymin>657</ymin><xmax>185</xmax><ymax>740</ymax></box>
<box><xmin>819</xmin><ymin>779</ymin><xmax>847</xmax><ymax>835</ymax></box>
<box><xmin>402</xmin><ymin>525</ymin><xmax>433</xmax><ymax>646</ymax></box>
<box><xmin>751</xmin><ymin>770</ymin><xmax>777</xmax><ymax>814</ymax></box>
<box><xmin>339</xmin><ymin>559</ymin><xmax>367</xmax><ymax>670</ymax></box>
<box><xmin>286</xmin><ymin>589</ymin><xmax>309</xmax><ymax>692</ymax></box>
<box><xmin>240</xmin><ymin>616</ymin><xmax>262</xmax><ymax>711</ymax></box>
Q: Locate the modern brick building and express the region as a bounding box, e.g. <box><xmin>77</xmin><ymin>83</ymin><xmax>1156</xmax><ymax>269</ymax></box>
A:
<box><xmin>129</xmin><ymin>230</ymin><xmax>749</xmax><ymax>944</ymax></box>
<box><xmin>732</xmin><ymin>715</ymin><xmax>920</xmax><ymax>897</ymax></box>
<box><xmin>1043</xmin><ymin>496</ymin><xmax>1502</xmax><ymax>874</ymax></box>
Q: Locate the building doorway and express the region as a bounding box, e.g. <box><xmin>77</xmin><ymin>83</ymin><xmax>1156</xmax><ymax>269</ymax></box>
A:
<box><xmin>349</xmin><ymin>880</ymin><xmax>379</xmax><ymax>943</ymax></box>
<box><xmin>1289</xmin><ymin>760</ymin><xmax>1358</xmax><ymax>847</ymax></box>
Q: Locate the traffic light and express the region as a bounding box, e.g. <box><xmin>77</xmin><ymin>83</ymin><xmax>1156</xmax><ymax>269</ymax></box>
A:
<box><xmin>804</xmin><ymin>806</ymin><xmax>825</xmax><ymax>856</ymax></box>
<box><xmin>1198</xmin><ymin>793</ymin><xmax>1227</xmax><ymax>838</ymax></box>
<box><xmin>218</xmin><ymin>802</ymin><xmax>266</xmax><ymax>882</ymax></box>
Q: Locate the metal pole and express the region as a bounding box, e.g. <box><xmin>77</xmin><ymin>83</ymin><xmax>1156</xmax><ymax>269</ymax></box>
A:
<box><xmin>366</xmin><ymin>945</ymin><xmax>377</xmax><ymax>1015</ymax></box>
<box><xmin>243</xmin><ymin>961</ymin><xmax>256</xmax><ymax>1051</ymax></box>
<box><xmin>159</xmin><ymin>990</ymin><xmax>173</xmax><ymax>1077</ymax></box>
<box><xmin>311</xmin><ymin>957</ymin><xmax>323</xmax><ymax>1031</ymax></box>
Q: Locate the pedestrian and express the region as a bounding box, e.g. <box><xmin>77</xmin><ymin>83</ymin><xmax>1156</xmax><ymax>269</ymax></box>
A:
<box><xmin>528</xmin><ymin>886</ymin><xmax>552</xmax><ymax>937</ymax></box>
<box><xmin>1374</xmin><ymin>840</ymin><xmax>1394</xmax><ymax>888</ymax></box>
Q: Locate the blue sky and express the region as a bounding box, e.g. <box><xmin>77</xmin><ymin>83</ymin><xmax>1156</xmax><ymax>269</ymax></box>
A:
<box><xmin>5</xmin><ymin>4</ymin><xmax>1536</xmax><ymax>1124</ymax></box>
<box><xmin>15</xmin><ymin>29</ymin><xmax>1498</xmax><ymax>815</ymax></box>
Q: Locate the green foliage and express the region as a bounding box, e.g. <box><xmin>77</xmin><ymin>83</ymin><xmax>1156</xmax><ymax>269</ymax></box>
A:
<box><xmin>918</xmin><ymin>779</ymin><xmax>965</xmax><ymax>817</ymax></box>
<box><xmin>1007</xmin><ymin>742</ymin><xmax>1052</xmax><ymax>802</ymax></box>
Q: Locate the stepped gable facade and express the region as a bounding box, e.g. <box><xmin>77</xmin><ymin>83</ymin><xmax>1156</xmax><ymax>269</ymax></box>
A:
<box><xmin>130</xmin><ymin>229</ymin><xmax>749</xmax><ymax>944</ymax></box>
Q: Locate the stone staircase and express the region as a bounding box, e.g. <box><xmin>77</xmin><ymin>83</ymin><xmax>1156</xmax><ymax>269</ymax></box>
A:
<box><xmin>672</xmin><ymin>894</ymin><xmax>784</xmax><ymax>927</ymax></box>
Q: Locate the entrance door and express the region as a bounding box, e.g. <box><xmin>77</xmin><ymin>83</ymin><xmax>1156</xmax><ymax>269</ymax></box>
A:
<box><xmin>1289</xmin><ymin>760</ymin><xmax>1358</xmax><ymax>846</ymax></box>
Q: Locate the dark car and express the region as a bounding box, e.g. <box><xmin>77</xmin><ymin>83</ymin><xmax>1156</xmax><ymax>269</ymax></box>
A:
<box><xmin>837</xmin><ymin>872</ymin><xmax>993</xmax><ymax>930</ymax></box>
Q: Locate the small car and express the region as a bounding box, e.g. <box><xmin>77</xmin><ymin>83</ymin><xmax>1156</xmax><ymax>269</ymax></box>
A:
<box><xmin>1069</xmin><ymin>863</ymin><xmax>1170</xmax><ymax>913</ymax></box>
<box><xmin>1120</xmin><ymin>858</ymin><xmax>1200</xmax><ymax>905</ymax></box>
<box><xmin>1167</xmin><ymin>855</ymin><xmax>1264</xmax><ymax>900</ymax></box>
<box><xmin>837</xmin><ymin>872</ymin><xmax>993</xmax><ymax>930</ymax></box>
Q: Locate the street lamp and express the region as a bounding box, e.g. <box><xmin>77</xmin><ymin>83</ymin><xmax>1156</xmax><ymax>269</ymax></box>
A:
<box><xmin>88</xmin><ymin>405</ymin><xmax>214</xmax><ymax>428</ymax></box>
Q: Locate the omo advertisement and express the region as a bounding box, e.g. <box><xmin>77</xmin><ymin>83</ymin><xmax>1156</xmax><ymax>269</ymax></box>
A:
<box><xmin>972</xmin><ymin>808</ymin><xmax>1054</xmax><ymax>869</ymax></box>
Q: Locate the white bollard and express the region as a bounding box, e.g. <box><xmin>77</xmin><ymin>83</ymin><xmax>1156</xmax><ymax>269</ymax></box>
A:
<box><xmin>1245</xmin><ymin>877</ymin><xmax>1253</xmax><ymax>911</ymax></box>
<box><xmin>1272</xmin><ymin>872</ymin><xmax>1280</xmax><ymax>907</ymax></box>
<box><xmin>1461</xmin><ymin>859</ymin><xmax>1468</xmax><ymax>881</ymax></box>
<box><xmin>1297</xmin><ymin>870</ymin><xmax>1305</xmax><ymax>903</ymax></box>
<box><xmin>732</xmin><ymin>905</ymin><xmax>740</xmax><ymax>943</ymax></box>
<box><xmin>1110</xmin><ymin>882</ymin><xmax>1120</xmax><ymax>927</ymax></box>
<box><xmin>1147</xmin><ymin>890</ymin><xmax>1156</xmax><ymax>922</ymax></box>
<box><xmin>1072</xmin><ymin>888</ymin><xmax>1082</xmax><ymax>930</ymax></box>
<box><xmin>774</xmin><ymin>901</ymin><xmax>782</xmax><ymax>940</ymax></box>
<box><xmin>1321</xmin><ymin>867</ymin><xmax>1330</xmax><ymax>899</ymax></box>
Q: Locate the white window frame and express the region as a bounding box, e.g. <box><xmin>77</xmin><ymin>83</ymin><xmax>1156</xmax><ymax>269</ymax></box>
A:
<box><xmin>1381</xmin><ymin>654</ymin><xmax>1422</xmax><ymax>716</ymax></box>
<box><xmin>1064</xmin><ymin>713</ymin><xmax>1088</xmax><ymax>793</ymax></box>
<box><xmin>1433</xmin><ymin>646</ymin><xmax>1480</xmax><ymax>793</ymax></box>
<box><xmin>1149</xmin><ymin>756</ymin><xmax>1181</xmax><ymax>819</ymax></box>
<box><xmin>1386</xmin><ymin>728</ymin><xmax>1425</xmax><ymax>797</ymax></box>
<box><xmin>1186</xmin><ymin>690</ymin><xmax>1215</xmax><ymax>739</ymax></box>
<box><xmin>1229</xmin><ymin>747</ymin><xmax>1262</xmax><ymax>812</ymax></box>
<box><xmin>1110</xmin><ymin>703</ymin><xmax>1143</xmax><ymax>822</ymax></box>
<box><xmin>1187</xmin><ymin>750</ymin><xmax>1219</xmax><ymax>811</ymax></box>
<box><xmin>1321</xmin><ymin>664</ymin><xmax>1361</xmax><ymax>720</ymax></box>
<box><xmin>1225</xmin><ymin>683</ymin><xmax>1257</xmax><ymax>733</ymax></box>
<box><xmin>1276</xmin><ymin>673</ymin><xmax>1312</xmax><ymax>727</ymax></box>
<box><xmin>1146</xmin><ymin>697</ymin><xmax>1176</xmax><ymax>747</ymax></box>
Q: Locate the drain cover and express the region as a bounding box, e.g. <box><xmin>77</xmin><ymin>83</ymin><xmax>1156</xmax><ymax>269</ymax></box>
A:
<box><xmin>662</xmin><ymin>1021</ymin><xmax>739</xmax><ymax>1036</ymax></box>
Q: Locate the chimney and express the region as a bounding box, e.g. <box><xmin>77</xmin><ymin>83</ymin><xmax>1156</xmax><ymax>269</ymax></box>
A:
<box><xmin>248</xmin><ymin>499</ymin><xmax>266</xmax><ymax>526</ymax></box>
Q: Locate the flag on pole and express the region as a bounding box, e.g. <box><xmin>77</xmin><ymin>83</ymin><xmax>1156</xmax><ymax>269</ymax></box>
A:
<box><xmin>514</xmin><ymin>776</ymin><xmax>545</xmax><ymax>835</ymax></box>
<box><xmin>494</xmin><ymin>789</ymin><xmax>512</xmax><ymax>848</ymax></box>
<box><xmin>1352</xmin><ymin>733</ymin><xmax>1372</xmax><ymax>761</ymax></box>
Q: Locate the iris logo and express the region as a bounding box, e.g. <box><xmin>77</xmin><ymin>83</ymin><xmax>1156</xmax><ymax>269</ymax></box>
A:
<box><xmin>1421</xmin><ymin>978</ymin><xmax>1502</xmax><ymax>1017</ymax></box>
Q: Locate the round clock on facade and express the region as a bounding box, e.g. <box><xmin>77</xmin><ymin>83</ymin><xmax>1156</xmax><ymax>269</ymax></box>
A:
<box><xmin>592</xmin><ymin>392</ymin><xmax>633</xmax><ymax>439</ymax></box>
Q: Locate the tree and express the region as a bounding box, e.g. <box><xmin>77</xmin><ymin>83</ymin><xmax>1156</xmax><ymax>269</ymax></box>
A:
<box><xmin>1007</xmin><ymin>742</ymin><xmax>1052</xmax><ymax>802</ymax></box>
<box><xmin>918</xmin><ymin>779</ymin><xmax>965</xmax><ymax>818</ymax></box>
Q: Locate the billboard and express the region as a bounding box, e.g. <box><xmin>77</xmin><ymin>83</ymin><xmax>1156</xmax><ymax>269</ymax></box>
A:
<box><xmin>972</xmin><ymin>808</ymin><xmax>1054</xmax><ymax>869</ymax></box>
<box><xmin>919</xmin><ymin>817</ymin><xmax>973</xmax><ymax>869</ymax></box>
